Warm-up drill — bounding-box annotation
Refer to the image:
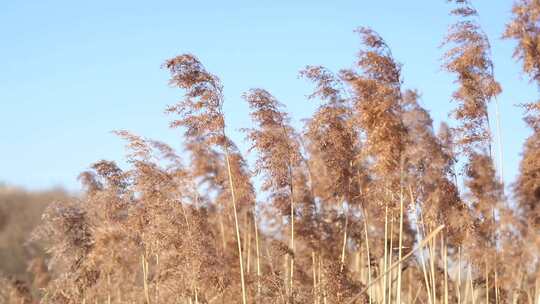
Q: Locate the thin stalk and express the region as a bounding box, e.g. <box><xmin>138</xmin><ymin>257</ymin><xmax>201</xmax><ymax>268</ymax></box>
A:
<box><xmin>312</xmin><ymin>251</ymin><xmax>318</xmax><ymax>304</ymax></box>
<box><xmin>428</xmin><ymin>224</ymin><xmax>437</xmax><ymax>304</ymax></box>
<box><xmin>408</xmin><ymin>270</ymin><xmax>413</xmax><ymax>304</ymax></box>
<box><xmin>469</xmin><ymin>265</ymin><xmax>475</xmax><ymax>304</ymax></box>
<box><xmin>495</xmin><ymin>268</ymin><xmax>499</xmax><ymax>304</ymax></box>
<box><xmin>340</xmin><ymin>202</ymin><xmax>349</xmax><ymax>272</ymax></box>
<box><xmin>224</xmin><ymin>150</ymin><xmax>247</xmax><ymax>304</ymax></box>
<box><xmin>284</xmin><ymin>252</ymin><xmax>289</xmax><ymax>298</ymax></box>
<box><xmin>433</xmin><ymin>244</ymin><xmax>438</xmax><ymax>304</ymax></box>
<box><xmin>284</xmin><ymin>127</ymin><xmax>296</xmax><ymax>301</ymax></box>
<box><xmin>534</xmin><ymin>276</ymin><xmax>540</xmax><ymax>303</ymax></box>
<box><xmin>383</xmin><ymin>205</ymin><xmax>388</xmax><ymax>304</ymax></box>
<box><xmin>485</xmin><ymin>261</ymin><xmax>489</xmax><ymax>304</ymax></box>
<box><xmin>318</xmin><ymin>251</ymin><xmax>322</xmax><ymax>304</ymax></box>
<box><xmin>494</xmin><ymin>96</ymin><xmax>504</xmax><ymax>187</ymax></box>
<box><xmin>107</xmin><ymin>272</ymin><xmax>111</xmax><ymax>304</ymax></box>
<box><xmin>443</xmin><ymin>235</ymin><xmax>448</xmax><ymax>304</ymax></box>
<box><xmin>420</xmin><ymin>243</ymin><xmax>433</xmax><ymax>304</ymax></box>
<box><xmin>219</xmin><ymin>214</ymin><xmax>226</xmax><ymax>251</ymax></box>
<box><xmin>155</xmin><ymin>253</ymin><xmax>160</xmax><ymax>304</ymax></box>
<box><xmin>464</xmin><ymin>263</ymin><xmax>471</xmax><ymax>304</ymax></box>
<box><xmin>397</xmin><ymin>186</ymin><xmax>405</xmax><ymax>304</ymax></box>
<box><xmin>458</xmin><ymin>247</ymin><xmax>462</xmax><ymax>304</ymax></box>
<box><xmin>362</xmin><ymin>207</ymin><xmax>373</xmax><ymax>304</ymax></box>
<box><xmin>142</xmin><ymin>254</ymin><xmax>151</xmax><ymax>304</ymax></box>
<box><xmin>246</xmin><ymin>213</ymin><xmax>252</xmax><ymax>274</ymax></box>
<box><xmin>290</xmin><ymin>194</ymin><xmax>295</xmax><ymax>301</ymax></box>
<box><xmin>253</xmin><ymin>210</ymin><xmax>261</xmax><ymax>298</ymax></box>
<box><xmin>389</xmin><ymin>216</ymin><xmax>394</xmax><ymax>303</ymax></box>
<box><xmin>346</xmin><ymin>225</ymin><xmax>445</xmax><ymax>304</ymax></box>
<box><xmin>413</xmin><ymin>285</ymin><xmax>422</xmax><ymax>304</ymax></box>
<box><xmin>420</xmin><ymin>214</ymin><xmax>435</xmax><ymax>304</ymax></box>
<box><xmin>356</xmin><ymin>250</ymin><xmax>361</xmax><ymax>274</ymax></box>
<box><xmin>321</xmin><ymin>257</ymin><xmax>327</xmax><ymax>304</ymax></box>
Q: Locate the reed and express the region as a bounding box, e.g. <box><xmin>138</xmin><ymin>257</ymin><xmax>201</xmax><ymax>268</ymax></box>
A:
<box><xmin>2</xmin><ymin>1</ymin><xmax>540</xmax><ymax>303</ymax></box>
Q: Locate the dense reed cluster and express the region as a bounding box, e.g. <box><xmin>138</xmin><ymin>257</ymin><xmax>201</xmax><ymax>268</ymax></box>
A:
<box><xmin>2</xmin><ymin>0</ymin><xmax>540</xmax><ymax>303</ymax></box>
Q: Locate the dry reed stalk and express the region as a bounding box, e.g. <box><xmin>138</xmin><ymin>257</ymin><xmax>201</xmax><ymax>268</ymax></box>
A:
<box><xmin>284</xmin><ymin>253</ymin><xmax>289</xmax><ymax>298</ymax></box>
<box><xmin>346</xmin><ymin>225</ymin><xmax>445</xmax><ymax>304</ymax></box>
<box><xmin>468</xmin><ymin>265</ymin><xmax>474</xmax><ymax>304</ymax></box>
<box><xmin>495</xmin><ymin>269</ymin><xmax>499</xmax><ymax>304</ymax></box>
<box><xmin>285</xmin><ymin>144</ymin><xmax>296</xmax><ymax>301</ymax></box>
<box><xmin>316</xmin><ymin>256</ymin><xmax>322</xmax><ymax>303</ymax></box>
<box><xmin>361</xmin><ymin>205</ymin><xmax>373</xmax><ymax>304</ymax></box>
<box><xmin>245</xmin><ymin>213</ymin><xmax>252</xmax><ymax>274</ymax></box>
<box><xmin>340</xmin><ymin>204</ymin><xmax>349</xmax><ymax>272</ymax></box>
<box><xmin>424</xmin><ymin>213</ymin><xmax>437</xmax><ymax>304</ymax></box>
<box><xmin>419</xmin><ymin>214</ymin><xmax>434</xmax><ymax>304</ymax></box>
<box><xmin>389</xmin><ymin>216</ymin><xmax>394</xmax><ymax>303</ymax></box>
<box><xmin>224</xmin><ymin>150</ymin><xmax>248</xmax><ymax>304</ymax></box>
<box><xmin>155</xmin><ymin>253</ymin><xmax>160</xmax><ymax>304</ymax></box>
<box><xmin>383</xmin><ymin>205</ymin><xmax>388</xmax><ymax>304</ymax></box>
<box><xmin>142</xmin><ymin>254</ymin><xmax>151</xmax><ymax>304</ymax></box>
<box><xmin>485</xmin><ymin>261</ymin><xmax>489</xmax><ymax>304</ymax></box>
<box><xmin>413</xmin><ymin>285</ymin><xmax>422</xmax><ymax>303</ymax></box>
<box><xmin>433</xmin><ymin>238</ymin><xmax>438</xmax><ymax>304</ymax></box>
<box><xmin>219</xmin><ymin>214</ymin><xmax>226</xmax><ymax>251</ymax></box>
<box><xmin>464</xmin><ymin>263</ymin><xmax>470</xmax><ymax>303</ymax></box>
<box><xmin>320</xmin><ymin>257</ymin><xmax>327</xmax><ymax>304</ymax></box>
<box><xmin>420</xmin><ymin>239</ymin><xmax>433</xmax><ymax>304</ymax></box>
<box><xmin>535</xmin><ymin>278</ymin><xmax>540</xmax><ymax>304</ymax></box>
<box><xmin>458</xmin><ymin>247</ymin><xmax>462</xmax><ymax>304</ymax></box>
<box><xmin>396</xmin><ymin>187</ymin><xmax>404</xmax><ymax>304</ymax></box>
<box><xmin>253</xmin><ymin>210</ymin><xmax>261</xmax><ymax>298</ymax></box>
<box><xmin>494</xmin><ymin>96</ymin><xmax>505</xmax><ymax>187</ymax></box>
<box><xmin>290</xmin><ymin>193</ymin><xmax>295</xmax><ymax>301</ymax></box>
<box><xmin>443</xmin><ymin>235</ymin><xmax>448</xmax><ymax>304</ymax></box>
<box><xmin>312</xmin><ymin>251</ymin><xmax>317</xmax><ymax>304</ymax></box>
<box><xmin>107</xmin><ymin>272</ymin><xmax>111</xmax><ymax>304</ymax></box>
<box><xmin>355</xmin><ymin>251</ymin><xmax>360</xmax><ymax>275</ymax></box>
<box><xmin>408</xmin><ymin>270</ymin><xmax>413</xmax><ymax>304</ymax></box>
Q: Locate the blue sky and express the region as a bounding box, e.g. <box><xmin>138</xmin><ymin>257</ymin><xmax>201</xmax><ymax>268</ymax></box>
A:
<box><xmin>0</xmin><ymin>0</ymin><xmax>536</xmax><ymax>192</ymax></box>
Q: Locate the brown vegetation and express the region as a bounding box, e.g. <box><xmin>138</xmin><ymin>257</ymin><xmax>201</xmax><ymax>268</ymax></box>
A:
<box><xmin>2</xmin><ymin>1</ymin><xmax>540</xmax><ymax>303</ymax></box>
<box><xmin>0</xmin><ymin>185</ymin><xmax>68</xmax><ymax>303</ymax></box>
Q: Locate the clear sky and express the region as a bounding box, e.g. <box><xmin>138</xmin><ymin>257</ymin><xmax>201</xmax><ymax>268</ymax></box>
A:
<box><xmin>0</xmin><ymin>0</ymin><xmax>536</xmax><ymax>192</ymax></box>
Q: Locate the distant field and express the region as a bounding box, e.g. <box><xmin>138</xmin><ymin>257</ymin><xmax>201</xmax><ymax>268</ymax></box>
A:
<box><xmin>0</xmin><ymin>186</ymin><xmax>68</xmax><ymax>284</ymax></box>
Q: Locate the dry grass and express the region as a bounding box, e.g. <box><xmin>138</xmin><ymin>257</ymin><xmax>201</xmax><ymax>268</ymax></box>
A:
<box><xmin>2</xmin><ymin>0</ymin><xmax>540</xmax><ymax>303</ymax></box>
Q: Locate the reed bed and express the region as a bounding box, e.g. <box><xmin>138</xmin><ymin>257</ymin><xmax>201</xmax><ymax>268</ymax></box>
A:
<box><xmin>2</xmin><ymin>0</ymin><xmax>540</xmax><ymax>303</ymax></box>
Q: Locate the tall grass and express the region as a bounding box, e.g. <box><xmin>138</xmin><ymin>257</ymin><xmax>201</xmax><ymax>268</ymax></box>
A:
<box><xmin>2</xmin><ymin>0</ymin><xmax>540</xmax><ymax>303</ymax></box>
